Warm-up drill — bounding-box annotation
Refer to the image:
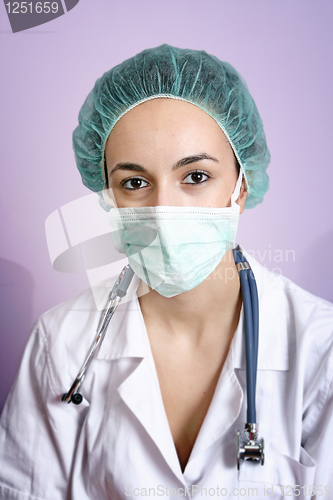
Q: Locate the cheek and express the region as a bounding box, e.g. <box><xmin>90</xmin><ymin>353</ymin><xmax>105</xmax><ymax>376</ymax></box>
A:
<box><xmin>184</xmin><ymin>179</ymin><xmax>233</xmax><ymax>208</ymax></box>
<box><xmin>214</xmin><ymin>175</ymin><xmax>238</xmax><ymax>206</ymax></box>
<box><xmin>107</xmin><ymin>180</ymin><xmax>125</xmax><ymax>207</ymax></box>
<box><xmin>206</xmin><ymin>188</ymin><xmax>231</xmax><ymax>208</ymax></box>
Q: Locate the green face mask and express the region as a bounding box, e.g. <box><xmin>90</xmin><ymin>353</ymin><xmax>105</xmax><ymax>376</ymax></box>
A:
<box><xmin>109</xmin><ymin>174</ymin><xmax>242</xmax><ymax>298</ymax></box>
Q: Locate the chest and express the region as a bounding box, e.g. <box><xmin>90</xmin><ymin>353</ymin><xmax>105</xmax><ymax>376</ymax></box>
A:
<box><xmin>147</xmin><ymin>334</ymin><xmax>231</xmax><ymax>471</ymax></box>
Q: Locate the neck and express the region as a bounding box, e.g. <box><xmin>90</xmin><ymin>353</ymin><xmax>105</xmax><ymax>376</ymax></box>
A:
<box><xmin>137</xmin><ymin>250</ymin><xmax>242</xmax><ymax>345</ymax></box>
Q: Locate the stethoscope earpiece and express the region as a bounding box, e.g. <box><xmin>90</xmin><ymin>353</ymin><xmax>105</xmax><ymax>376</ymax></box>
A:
<box><xmin>61</xmin><ymin>392</ymin><xmax>83</xmax><ymax>405</ymax></box>
<box><xmin>71</xmin><ymin>393</ymin><xmax>83</xmax><ymax>405</ymax></box>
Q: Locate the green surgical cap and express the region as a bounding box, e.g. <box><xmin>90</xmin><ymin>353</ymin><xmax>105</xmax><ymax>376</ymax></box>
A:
<box><xmin>73</xmin><ymin>43</ymin><xmax>270</xmax><ymax>209</ymax></box>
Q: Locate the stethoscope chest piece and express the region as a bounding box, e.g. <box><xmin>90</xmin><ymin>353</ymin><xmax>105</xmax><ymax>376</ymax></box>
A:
<box><xmin>237</xmin><ymin>423</ymin><xmax>265</xmax><ymax>470</ymax></box>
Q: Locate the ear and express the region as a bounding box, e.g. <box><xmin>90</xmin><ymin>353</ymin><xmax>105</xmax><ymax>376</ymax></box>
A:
<box><xmin>237</xmin><ymin>178</ymin><xmax>248</xmax><ymax>214</ymax></box>
<box><xmin>102</xmin><ymin>186</ymin><xmax>117</xmax><ymax>209</ymax></box>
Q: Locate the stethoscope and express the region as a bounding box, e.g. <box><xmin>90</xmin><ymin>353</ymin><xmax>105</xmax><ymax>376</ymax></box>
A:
<box><xmin>232</xmin><ymin>247</ymin><xmax>264</xmax><ymax>469</ymax></box>
<box><xmin>62</xmin><ymin>246</ymin><xmax>264</xmax><ymax>469</ymax></box>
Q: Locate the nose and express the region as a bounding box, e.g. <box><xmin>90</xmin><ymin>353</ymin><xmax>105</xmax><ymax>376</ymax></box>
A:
<box><xmin>150</xmin><ymin>180</ymin><xmax>182</xmax><ymax>207</ymax></box>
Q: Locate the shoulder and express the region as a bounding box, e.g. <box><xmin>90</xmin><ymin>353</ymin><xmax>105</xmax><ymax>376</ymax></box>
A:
<box><xmin>38</xmin><ymin>286</ymin><xmax>100</xmax><ymax>339</ymax></box>
<box><xmin>35</xmin><ymin>286</ymin><xmax>102</xmax><ymax>357</ymax></box>
<box><xmin>32</xmin><ymin>273</ymin><xmax>143</xmax><ymax>394</ymax></box>
<box><xmin>29</xmin><ymin>287</ymin><xmax>105</xmax><ymax>395</ymax></box>
<box><xmin>240</xmin><ymin>247</ymin><xmax>333</xmax><ymax>442</ymax></box>
<box><xmin>243</xmin><ymin>246</ymin><xmax>333</xmax><ymax>331</ymax></box>
<box><xmin>241</xmin><ymin>245</ymin><xmax>333</xmax><ymax>369</ymax></box>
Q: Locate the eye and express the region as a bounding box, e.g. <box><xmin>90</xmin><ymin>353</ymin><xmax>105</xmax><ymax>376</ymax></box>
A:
<box><xmin>121</xmin><ymin>177</ymin><xmax>150</xmax><ymax>190</ymax></box>
<box><xmin>182</xmin><ymin>170</ymin><xmax>211</xmax><ymax>184</ymax></box>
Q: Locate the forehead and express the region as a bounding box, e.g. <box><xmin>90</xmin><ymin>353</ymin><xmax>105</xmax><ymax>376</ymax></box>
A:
<box><xmin>106</xmin><ymin>98</ymin><xmax>230</xmax><ymax>152</ymax></box>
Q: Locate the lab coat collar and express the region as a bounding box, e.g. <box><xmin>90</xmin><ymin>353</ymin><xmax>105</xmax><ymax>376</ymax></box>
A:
<box><xmin>187</xmin><ymin>345</ymin><xmax>243</xmax><ymax>463</ymax></box>
<box><xmin>96</xmin><ymin>274</ymin><xmax>150</xmax><ymax>360</ymax></box>
<box><xmin>95</xmin><ymin>281</ymin><xmax>188</xmax><ymax>481</ymax></box>
<box><xmin>117</xmin><ymin>356</ymin><xmax>187</xmax><ymax>484</ymax></box>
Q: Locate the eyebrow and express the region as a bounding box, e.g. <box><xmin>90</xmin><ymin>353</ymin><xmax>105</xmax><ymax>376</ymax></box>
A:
<box><xmin>108</xmin><ymin>153</ymin><xmax>219</xmax><ymax>176</ymax></box>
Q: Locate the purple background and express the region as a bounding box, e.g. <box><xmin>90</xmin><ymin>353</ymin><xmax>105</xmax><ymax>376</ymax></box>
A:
<box><xmin>1</xmin><ymin>0</ymin><xmax>332</xmax><ymax>411</ymax></box>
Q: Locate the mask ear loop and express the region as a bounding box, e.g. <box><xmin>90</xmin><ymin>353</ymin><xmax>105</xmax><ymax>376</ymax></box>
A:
<box><xmin>231</xmin><ymin>171</ymin><xmax>244</xmax><ymax>207</ymax></box>
<box><xmin>102</xmin><ymin>156</ymin><xmax>117</xmax><ymax>209</ymax></box>
<box><xmin>102</xmin><ymin>186</ymin><xmax>117</xmax><ymax>209</ymax></box>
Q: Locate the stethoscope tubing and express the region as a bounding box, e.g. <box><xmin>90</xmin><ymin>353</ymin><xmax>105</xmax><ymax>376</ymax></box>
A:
<box><xmin>248</xmin><ymin>263</ymin><xmax>259</xmax><ymax>386</ymax></box>
<box><xmin>233</xmin><ymin>249</ymin><xmax>259</xmax><ymax>424</ymax></box>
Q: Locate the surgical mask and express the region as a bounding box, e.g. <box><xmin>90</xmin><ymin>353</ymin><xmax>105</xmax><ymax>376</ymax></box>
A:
<box><xmin>109</xmin><ymin>173</ymin><xmax>243</xmax><ymax>298</ymax></box>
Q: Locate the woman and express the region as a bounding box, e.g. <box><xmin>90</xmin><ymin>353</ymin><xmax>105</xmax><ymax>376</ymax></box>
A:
<box><xmin>1</xmin><ymin>44</ymin><xmax>332</xmax><ymax>499</ymax></box>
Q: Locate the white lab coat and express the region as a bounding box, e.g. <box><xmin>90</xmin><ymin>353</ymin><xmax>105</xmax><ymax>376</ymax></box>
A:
<box><xmin>0</xmin><ymin>247</ymin><xmax>333</xmax><ymax>500</ymax></box>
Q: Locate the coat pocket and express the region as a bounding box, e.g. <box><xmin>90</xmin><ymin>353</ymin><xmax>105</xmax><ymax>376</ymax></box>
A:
<box><xmin>238</xmin><ymin>447</ymin><xmax>316</xmax><ymax>499</ymax></box>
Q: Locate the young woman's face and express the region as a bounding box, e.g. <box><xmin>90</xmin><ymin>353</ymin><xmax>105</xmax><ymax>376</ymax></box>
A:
<box><xmin>105</xmin><ymin>98</ymin><xmax>247</xmax><ymax>211</ymax></box>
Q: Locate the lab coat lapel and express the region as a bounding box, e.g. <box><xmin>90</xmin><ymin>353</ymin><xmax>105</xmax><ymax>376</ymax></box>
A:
<box><xmin>188</xmin><ymin>341</ymin><xmax>243</xmax><ymax>461</ymax></box>
<box><xmin>188</xmin><ymin>245</ymin><xmax>290</xmax><ymax>462</ymax></box>
<box><xmin>94</xmin><ymin>281</ymin><xmax>184</xmax><ymax>482</ymax></box>
<box><xmin>117</xmin><ymin>357</ymin><xmax>185</xmax><ymax>484</ymax></box>
<box><xmin>97</xmin><ymin>287</ymin><xmax>185</xmax><ymax>482</ymax></box>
